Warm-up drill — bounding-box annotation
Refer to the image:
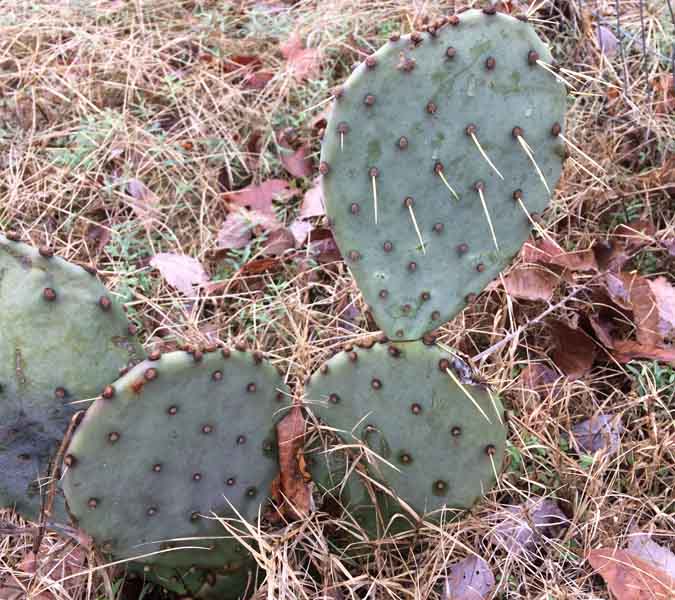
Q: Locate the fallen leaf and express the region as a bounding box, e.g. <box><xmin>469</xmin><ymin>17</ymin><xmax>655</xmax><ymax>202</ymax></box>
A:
<box><xmin>240</xmin><ymin>256</ymin><xmax>284</xmax><ymax>276</ymax></box>
<box><xmin>604</xmin><ymin>273</ymin><xmax>660</xmax><ymax>346</ymax></box>
<box><xmin>651</xmin><ymin>74</ymin><xmax>675</xmax><ymax>114</ymax></box>
<box><xmin>588</xmin><ymin>547</ymin><xmax>674</xmax><ymax>600</ymax></box>
<box><xmin>280</xmin><ymin>32</ymin><xmax>321</xmax><ymax>81</ymax></box>
<box><xmin>299</xmin><ymin>179</ymin><xmax>325</xmax><ymax>219</ymax></box>
<box><xmin>490</xmin><ymin>498</ymin><xmax>569</xmax><ymax>557</ymax></box>
<box><xmin>502</xmin><ymin>267</ymin><xmax>558</xmax><ymax>302</ymax></box>
<box><xmin>150</xmin><ymin>253</ymin><xmax>209</xmax><ymax>297</ymax></box>
<box><xmin>597</xmin><ymin>25</ymin><xmax>618</xmax><ymax>56</ymax></box>
<box><xmin>308</xmin><ymin>227</ymin><xmax>341</xmax><ymax>263</ymax></box>
<box><xmin>288</xmin><ymin>219</ymin><xmax>313</xmax><ymax>247</ymax></box>
<box><xmin>522</xmin><ymin>238</ymin><xmax>598</xmax><ymax>272</ymax></box>
<box><xmin>225</xmin><ymin>179</ymin><xmax>292</xmax><ymax>214</ymax></box>
<box><xmin>280</xmin><ymin>145</ymin><xmax>313</xmax><ymax>178</ymax></box>
<box><xmin>263</xmin><ymin>228</ymin><xmax>295</xmax><ymax>256</ymax></box>
<box><xmin>443</xmin><ymin>555</ymin><xmax>495</xmax><ymax>600</ymax></box>
<box><xmin>571</xmin><ymin>414</ymin><xmax>622</xmax><ymax>455</ymax></box>
<box><xmin>550</xmin><ymin>321</ymin><xmax>597</xmax><ymax>379</ymax></box>
<box><xmin>126</xmin><ymin>178</ymin><xmax>161</xmax><ymax>228</ymax></box>
<box><xmin>223</xmin><ymin>55</ymin><xmax>262</xmax><ymax>73</ymax></box>
<box><xmin>589</xmin><ymin>313</ymin><xmax>616</xmax><ymax>348</ymax></box>
<box><xmin>627</xmin><ymin>533</ymin><xmax>675</xmax><ymax>577</ymax></box>
<box><xmin>647</xmin><ymin>277</ymin><xmax>675</xmax><ymax>339</ymax></box>
<box><xmin>612</xmin><ymin>340</ymin><xmax>675</xmax><ymax>366</ymax></box>
<box><xmin>243</xmin><ymin>70</ymin><xmax>274</xmax><ymax>89</ymax></box>
<box><xmin>516</xmin><ymin>363</ymin><xmax>560</xmax><ymax>401</ymax></box>
<box><xmin>218</xmin><ymin>208</ymin><xmax>286</xmax><ymax>251</ymax></box>
<box><xmin>276</xmin><ymin>405</ymin><xmax>312</xmax><ymax>518</ymax></box>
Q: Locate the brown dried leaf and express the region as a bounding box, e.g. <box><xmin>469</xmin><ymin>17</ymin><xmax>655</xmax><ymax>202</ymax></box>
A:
<box><xmin>263</xmin><ymin>228</ymin><xmax>295</xmax><ymax>256</ymax></box>
<box><xmin>604</xmin><ymin>272</ymin><xmax>660</xmax><ymax>346</ymax></box>
<box><xmin>276</xmin><ymin>405</ymin><xmax>312</xmax><ymax>518</ymax></box>
<box><xmin>550</xmin><ymin>321</ymin><xmax>596</xmax><ymax>379</ymax></box>
<box><xmin>612</xmin><ymin>340</ymin><xmax>675</xmax><ymax>366</ymax></box>
<box><xmin>150</xmin><ymin>253</ymin><xmax>209</xmax><ymax>297</ymax></box>
<box><xmin>443</xmin><ymin>555</ymin><xmax>495</xmax><ymax>600</ymax></box>
<box><xmin>280</xmin><ymin>32</ymin><xmax>321</xmax><ymax>81</ymax></box>
<box><xmin>288</xmin><ymin>219</ymin><xmax>313</xmax><ymax>247</ymax></box>
<box><xmin>225</xmin><ymin>179</ymin><xmax>292</xmax><ymax>214</ymax></box>
<box><xmin>126</xmin><ymin>178</ymin><xmax>161</xmax><ymax>228</ymax></box>
<box><xmin>589</xmin><ymin>313</ymin><xmax>616</xmax><ymax>348</ymax></box>
<box><xmin>522</xmin><ymin>238</ymin><xmax>598</xmax><ymax>272</ymax></box>
<box><xmin>280</xmin><ymin>145</ymin><xmax>313</xmax><ymax>178</ymax></box>
<box><xmin>502</xmin><ymin>268</ymin><xmax>558</xmax><ymax>302</ymax></box>
<box><xmin>588</xmin><ymin>547</ymin><xmax>675</xmax><ymax>600</ymax></box>
<box><xmin>299</xmin><ymin>179</ymin><xmax>325</xmax><ymax>219</ymax></box>
<box><xmin>647</xmin><ymin>277</ymin><xmax>675</xmax><ymax>339</ymax></box>
<box><xmin>516</xmin><ymin>363</ymin><xmax>560</xmax><ymax>401</ymax></box>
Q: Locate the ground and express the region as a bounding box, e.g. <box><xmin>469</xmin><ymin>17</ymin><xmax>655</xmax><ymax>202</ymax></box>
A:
<box><xmin>0</xmin><ymin>0</ymin><xmax>673</xmax><ymax>599</ymax></box>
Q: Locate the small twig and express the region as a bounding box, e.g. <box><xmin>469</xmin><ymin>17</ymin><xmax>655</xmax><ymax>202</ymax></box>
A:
<box><xmin>472</xmin><ymin>287</ymin><xmax>584</xmax><ymax>363</ymax></box>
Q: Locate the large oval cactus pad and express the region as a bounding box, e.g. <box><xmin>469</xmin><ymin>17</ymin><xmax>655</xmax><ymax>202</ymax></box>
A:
<box><xmin>63</xmin><ymin>349</ymin><xmax>289</xmax><ymax>568</ymax></box>
<box><xmin>306</xmin><ymin>341</ymin><xmax>506</xmax><ymax>533</ymax></box>
<box><xmin>0</xmin><ymin>233</ymin><xmax>143</xmax><ymax>520</ymax></box>
<box><xmin>321</xmin><ymin>10</ymin><xmax>566</xmax><ymax>341</ymax></box>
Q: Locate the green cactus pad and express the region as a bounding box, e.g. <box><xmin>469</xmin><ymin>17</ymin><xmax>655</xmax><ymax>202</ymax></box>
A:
<box><xmin>320</xmin><ymin>10</ymin><xmax>566</xmax><ymax>341</ymax></box>
<box><xmin>306</xmin><ymin>341</ymin><xmax>506</xmax><ymax>534</ymax></box>
<box><xmin>129</xmin><ymin>560</ymin><xmax>255</xmax><ymax>599</ymax></box>
<box><xmin>0</xmin><ymin>234</ymin><xmax>143</xmax><ymax>520</ymax></box>
<box><xmin>63</xmin><ymin>349</ymin><xmax>289</xmax><ymax>568</ymax></box>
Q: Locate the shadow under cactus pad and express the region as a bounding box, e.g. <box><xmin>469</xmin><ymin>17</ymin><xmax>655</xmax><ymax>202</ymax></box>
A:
<box><xmin>63</xmin><ymin>349</ymin><xmax>289</xmax><ymax>569</ymax></box>
<box><xmin>306</xmin><ymin>340</ymin><xmax>506</xmax><ymax>536</ymax></box>
<box><xmin>0</xmin><ymin>234</ymin><xmax>143</xmax><ymax>521</ymax></box>
<box><xmin>320</xmin><ymin>9</ymin><xmax>566</xmax><ymax>341</ymax></box>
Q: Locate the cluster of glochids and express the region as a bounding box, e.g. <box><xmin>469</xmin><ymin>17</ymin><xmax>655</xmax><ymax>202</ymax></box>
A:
<box><xmin>0</xmin><ymin>7</ymin><xmax>568</xmax><ymax>600</ymax></box>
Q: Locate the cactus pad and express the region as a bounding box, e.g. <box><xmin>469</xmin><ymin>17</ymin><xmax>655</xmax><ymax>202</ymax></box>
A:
<box><xmin>63</xmin><ymin>349</ymin><xmax>289</xmax><ymax>568</ymax></box>
<box><xmin>306</xmin><ymin>341</ymin><xmax>506</xmax><ymax>533</ymax></box>
<box><xmin>320</xmin><ymin>10</ymin><xmax>566</xmax><ymax>340</ymax></box>
<box><xmin>0</xmin><ymin>234</ymin><xmax>143</xmax><ymax>520</ymax></box>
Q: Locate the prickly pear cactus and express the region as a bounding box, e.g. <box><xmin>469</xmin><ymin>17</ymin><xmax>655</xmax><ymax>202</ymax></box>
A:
<box><xmin>306</xmin><ymin>340</ymin><xmax>506</xmax><ymax>535</ymax></box>
<box><xmin>320</xmin><ymin>9</ymin><xmax>567</xmax><ymax>340</ymax></box>
<box><xmin>0</xmin><ymin>233</ymin><xmax>143</xmax><ymax>520</ymax></box>
<box><xmin>63</xmin><ymin>348</ymin><xmax>289</xmax><ymax>568</ymax></box>
<box><xmin>129</xmin><ymin>559</ymin><xmax>255</xmax><ymax>599</ymax></box>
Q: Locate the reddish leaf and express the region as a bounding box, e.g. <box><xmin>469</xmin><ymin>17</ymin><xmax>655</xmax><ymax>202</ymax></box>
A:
<box><xmin>299</xmin><ymin>179</ymin><xmax>325</xmax><ymax>218</ymax></box>
<box><xmin>280</xmin><ymin>145</ymin><xmax>313</xmax><ymax>178</ymax></box>
<box><xmin>444</xmin><ymin>555</ymin><xmax>495</xmax><ymax>600</ymax></box>
<box><xmin>604</xmin><ymin>272</ymin><xmax>660</xmax><ymax>346</ymax></box>
<box><xmin>612</xmin><ymin>340</ymin><xmax>675</xmax><ymax>366</ymax></box>
<box><xmin>522</xmin><ymin>238</ymin><xmax>598</xmax><ymax>272</ymax></box>
<box><xmin>588</xmin><ymin>547</ymin><xmax>674</xmax><ymax>600</ymax></box>
<box><xmin>550</xmin><ymin>321</ymin><xmax>596</xmax><ymax>379</ymax></box>
<box><xmin>263</xmin><ymin>228</ymin><xmax>295</xmax><ymax>256</ymax></box>
<box><xmin>243</xmin><ymin>70</ymin><xmax>274</xmax><ymax>89</ymax></box>
<box><xmin>225</xmin><ymin>179</ymin><xmax>292</xmax><ymax>214</ymax></box>
<box><xmin>150</xmin><ymin>253</ymin><xmax>209</xmax><ymax>296</ymax></box>
<box><xmin>280</xmin><ymin>32</ymin><xmax>321</xmax><ymax>81</ymax></box>
<box><xmin>240</xmin><ymin>257</ymin><xmax>284</xmax><ymax>276</ymax></box>
<box><xmin>502</xmin><ymin>267</ymin><xmax>558</xmax><ymax>302</ymax></box>
<box><xmin>276</xmin><ymin>405</ymin><xmax>312</xmax><ymax>518</ymax></box>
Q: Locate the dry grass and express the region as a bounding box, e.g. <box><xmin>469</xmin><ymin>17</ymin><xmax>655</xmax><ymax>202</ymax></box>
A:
<box><xmin>1</xmin><ymin>0</ymin><xmax>674</xmax><ymax>598</ymax></box>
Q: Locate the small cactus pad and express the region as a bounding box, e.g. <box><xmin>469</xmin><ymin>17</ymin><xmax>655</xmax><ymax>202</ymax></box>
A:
<box><xmin>0</xmin><ymin>234</ymin><xmax>143</xmax><ymax>520</ymax></box>
<box><xmin>306</xmin><ymin>341</ymin><xmax>506</xmax><ymax>532</ymax></box>
<box><xmin>320</xmin><ymin>10</ymin><xmax>566</xmax><ymax>340</ymax></box>
<box><xmin>129</xmin><ymin>560</ymin><xmax>254</xmax><ymax>599</ymax></box>
<box><xmin>63</xmin><ymin>349</ymin><xmax>289</xmax><ymax>568</ymax></box>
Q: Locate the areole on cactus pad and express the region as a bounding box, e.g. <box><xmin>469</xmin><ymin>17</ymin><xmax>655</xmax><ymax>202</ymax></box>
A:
<box><xmin>305</xmin><ymin>340</ymin><xmax>506</xmax><ymax>536</ymax></box>
<box><xmin>320</xmin><ymin>9</ymin><xmax>567</xmax><ymax>341</ymax></box>
<box><xmin>0</xmin><ymin>233</ymin><xmax>143</xmax><ymax>521</ymax></box>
